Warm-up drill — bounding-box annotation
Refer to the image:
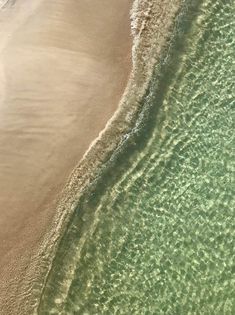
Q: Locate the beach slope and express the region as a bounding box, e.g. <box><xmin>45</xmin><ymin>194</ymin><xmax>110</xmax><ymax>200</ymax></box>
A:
<box><xmin>0</xmin><ymin>0</ymin><xmax>132</xmax><ymax>313</ymax></box>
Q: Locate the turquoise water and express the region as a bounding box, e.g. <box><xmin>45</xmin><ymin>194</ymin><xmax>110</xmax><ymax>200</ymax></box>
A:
<box><xmin>39</xmin><ymin>0</ymin><xmax>235</xmax><ymax>314</ymax></box>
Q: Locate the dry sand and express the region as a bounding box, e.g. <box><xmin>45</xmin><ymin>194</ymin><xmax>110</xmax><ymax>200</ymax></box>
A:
<box><xmin>0</xmin><ymin>0</ymin><xmax>132</xmax><ymax>313</ymax></box>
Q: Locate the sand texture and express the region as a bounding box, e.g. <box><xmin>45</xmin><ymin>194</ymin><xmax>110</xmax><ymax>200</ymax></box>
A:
<box><xmin>0</xmin><ymin>0</ymin><xmax>132</xmax><ymax>313</ymax></box>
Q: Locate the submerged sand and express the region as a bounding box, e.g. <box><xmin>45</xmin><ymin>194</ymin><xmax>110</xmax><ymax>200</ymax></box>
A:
<box><xmin>0</xmin><ymin>0</ymin><xmax>132</xmax><ymax>313</ymax></box>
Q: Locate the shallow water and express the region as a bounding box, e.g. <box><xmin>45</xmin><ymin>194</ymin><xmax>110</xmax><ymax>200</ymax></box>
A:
<box><xmin>39</xmin><ymin>0</ymin><xmax>235</xmax><ymax>314</ymax></box>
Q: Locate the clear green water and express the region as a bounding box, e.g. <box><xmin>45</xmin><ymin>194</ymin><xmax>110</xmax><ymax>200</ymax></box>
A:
<box><xmin>39</xmin><ymin>0</ymin><xmax>235</xmax><ymax>314</ymax></box>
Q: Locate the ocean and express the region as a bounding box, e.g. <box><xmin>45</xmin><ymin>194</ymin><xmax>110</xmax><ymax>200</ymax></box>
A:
<box><xmin>38</xmin><ymin>0</ymin><xmax>235</xmax><ymax>313</ymax></box>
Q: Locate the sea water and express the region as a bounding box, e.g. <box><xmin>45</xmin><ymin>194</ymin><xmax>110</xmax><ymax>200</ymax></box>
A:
<box><xmin>39</xmin><ymin>0</ymin><xmax>235</xmax><ymax>314</ymax></box>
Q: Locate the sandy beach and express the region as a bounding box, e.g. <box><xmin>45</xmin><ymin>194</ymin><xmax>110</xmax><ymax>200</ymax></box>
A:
<box><xmin>0</xmin><ymin>0</ymin><xmax>132</xmax><ymax>313</ymax></box>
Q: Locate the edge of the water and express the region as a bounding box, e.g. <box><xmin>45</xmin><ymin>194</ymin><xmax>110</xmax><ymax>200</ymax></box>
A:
<box><xmin>19</xmin><ymin>0</ymin><xmax>188</xmax><ymax>313</ymax></box>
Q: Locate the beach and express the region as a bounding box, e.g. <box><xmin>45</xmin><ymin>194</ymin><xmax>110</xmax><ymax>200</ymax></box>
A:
<box><xmin>0</xmin><ymin>0</ymin><xmax>132</xmax><ymax>313</ymax></box>
<box><xmin>1</xmin><ymin>0</ymin><xmax>231</xmax><ymax>314</ymax></box>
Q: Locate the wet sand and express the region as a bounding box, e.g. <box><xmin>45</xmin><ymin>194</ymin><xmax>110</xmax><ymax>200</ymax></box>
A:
<box><xmin>0</xmin><ymin>0</ymin><xmax>132</xmax><ymax>313</ymax></box>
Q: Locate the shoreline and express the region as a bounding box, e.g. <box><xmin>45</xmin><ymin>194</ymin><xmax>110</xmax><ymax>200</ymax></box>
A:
<box><xmin>0</xmin><ymin>1</ymin><xmax>133</xmax><ymax>313</ymax></box>
<box><xmin>0</xmin><ymin>0</ymin><xmax>186</xmax><ymax>313</ymax></box>
<box><xmin>33</xmin><ymin>0</ymin><xmax>184</xmax><ymax>313</ymax></box>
